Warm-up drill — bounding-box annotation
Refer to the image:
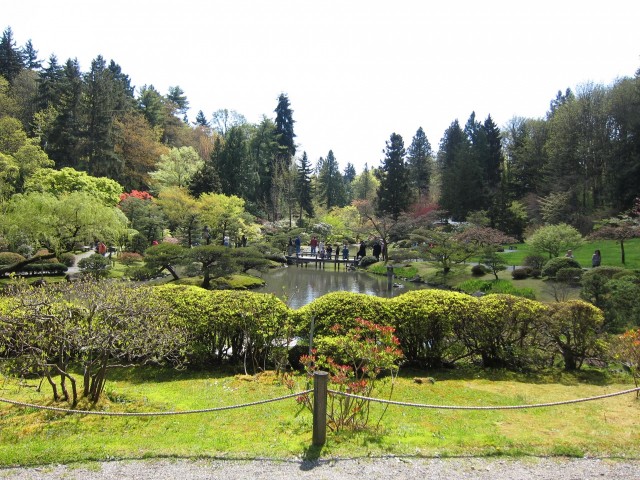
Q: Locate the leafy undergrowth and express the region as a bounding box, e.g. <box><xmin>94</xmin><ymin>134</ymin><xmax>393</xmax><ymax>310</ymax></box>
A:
<box><xmin>0</xmin><ymin>366</ymin><xmax>638</xmax><ymax>467</ymax></box>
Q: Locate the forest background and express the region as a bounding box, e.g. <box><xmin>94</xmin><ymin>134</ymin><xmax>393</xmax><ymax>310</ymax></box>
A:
<box><xmin>1</xmin><ymin>23</ymin><xmax>639</xmax><ymax>251</ymax></box>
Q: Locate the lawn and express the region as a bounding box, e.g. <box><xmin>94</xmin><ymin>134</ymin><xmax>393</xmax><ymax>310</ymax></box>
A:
<box><xmin>1</xmin><ymin>367</ymin><xmax>638</xmax><ymax>467</ymax></box>
<box><xmin>496</xmin><ymin>238</ymin><xmax>640</xmax><ymax>270</ymax></box>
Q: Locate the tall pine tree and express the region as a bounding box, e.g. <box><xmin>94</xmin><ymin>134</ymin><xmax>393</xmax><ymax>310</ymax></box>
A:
<box><xmin>317</xmin><ymin>150</ymin><xmax>345</xmax><ymax>209</ymax></box>
<box><xmin>376</xmin><ymin>133</ymin><xmax>411</xmax><ymax>220</ymax></box>
<box><xmin>296</xmin><ymin>151</ymin><xmax>314</xmax><ymax>220</ymax></box>
<box><xmin>0</xmin><ymin>27</ymin><xmax>24</xmax><ymax>84</ymax></box>
<box><xmin>406</xmin><ymin>126</ymin><xmax>433</xmax><ymax>199</ymax></box>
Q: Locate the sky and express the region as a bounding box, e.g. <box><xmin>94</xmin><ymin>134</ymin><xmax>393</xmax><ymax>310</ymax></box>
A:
<box><xmin>4</xmin><ymin>0</ymin><xmax>640</xmax><ymax>173</ymax></box>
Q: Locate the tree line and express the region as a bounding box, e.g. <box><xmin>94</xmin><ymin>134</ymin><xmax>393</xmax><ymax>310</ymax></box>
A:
<box><xmin>1</xmin><ymin>25</ymin><xmax>639</xmax><ymax>238</ymax></box>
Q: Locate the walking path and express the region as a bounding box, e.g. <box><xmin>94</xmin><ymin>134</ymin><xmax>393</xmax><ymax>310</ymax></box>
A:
<box><xmin>2</xmin><ymin>457</ymin><xmax>639</xmax><ymax>480</ymax></box>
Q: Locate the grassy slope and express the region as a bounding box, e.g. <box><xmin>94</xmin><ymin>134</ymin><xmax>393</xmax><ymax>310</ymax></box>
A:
<box><xmin>0</xmin><ymin>367</ymin><xmax>638</xmax><ymax>466</ymax></box>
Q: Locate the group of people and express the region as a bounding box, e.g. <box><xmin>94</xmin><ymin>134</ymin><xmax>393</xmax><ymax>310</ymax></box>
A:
<box><xmin>565</xmin><ymin>249</ymin><xmax>602</xmax><ymax>268</ymax></box>
<box><xmin>286</xmin><ymin>236</ymin><xmax>386</xmax><ymax>261</ymax></box>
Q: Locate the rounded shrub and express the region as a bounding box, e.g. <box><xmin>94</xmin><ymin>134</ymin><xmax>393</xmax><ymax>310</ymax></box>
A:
<box><xmin>0</xmin><ymin>252</ymin><xmax>25</xmax><ymax>266</ymax></box>
<box><xmin>127</xmin><ymin>265</ymin><xmax>157</xmax><ymax>281</ymax></box>
<box><xmin>471</xmin><ymin>264</ymin><xmax>488</xmax><ymax>276</ymax></box>
<box><xmin>58</xmin><ymin>252</ymin><xmax>76</xmax><ymax>267</ymax></box>
<box><xmin>511</xmin><ymin>268</ymin><xmax>530</xmax><ymax>280</ymax></box>
<box><xmin>78</xmin><ymin>254</ymin><xmax>111</xmax><ymax>279</ymax></box>
<box><xmin>358</xmin><ymin>255</ymin><xmax>379</xmax><ymax>268</ymax></box>
<box><xmin>155</xmin><ymin>285</ymin><xmax>291</xmax><ymax>368</ymax></box>
<box><xmin>523</xmin><ymin>254</ymin><xmax>546</xmax><ymax>270</ymax></box>
<box><xmin>468</xmin><ymin>294</ymin><xmax>548</xmax><ymax>369</ymax></box>
<box><xmin>555</xmin><ymin>267</ymin><xmax>583</xmax><ymax>285</ymax></box>
<box><xmin>388</xmin><ymin>290</ymin><xmax>475</xmax><ymax>367</ymax></box>
<box><xmin>541</xmin><ymin>257</ymin><xmax>581</xmax><ymax>278</ymax></box>
<box><xmin>293</xmin><ymin>291</ymin><xmax>391</xmax><ymax>339</ymax></box>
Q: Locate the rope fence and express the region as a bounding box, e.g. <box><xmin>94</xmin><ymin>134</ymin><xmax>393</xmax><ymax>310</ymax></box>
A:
<box><xmin>327</xmin><ymin>386</ymin><xmax>640</xmax><ymax>410</ymax></box>
<box><xmin>2</xmin><ymin>371</ymin><xmax>639</xmax><ymax>447</ymax></box>
<box><xmin>0</xmin><ymin>390</ymin><xmax>311</xmax><ymax>416</ymax></box>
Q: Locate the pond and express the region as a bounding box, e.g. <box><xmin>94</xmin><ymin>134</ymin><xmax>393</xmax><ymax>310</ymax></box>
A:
<box><xmin>255</xmin><ymin>264</ymin><xmax>429</xmax><ymax>309</ymax></box>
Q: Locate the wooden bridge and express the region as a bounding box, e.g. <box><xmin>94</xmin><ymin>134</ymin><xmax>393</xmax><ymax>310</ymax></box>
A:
<box><xmin>285</xmin><ymin>252</ymin><xmax>361</xmax><ymax>270</ymax></box>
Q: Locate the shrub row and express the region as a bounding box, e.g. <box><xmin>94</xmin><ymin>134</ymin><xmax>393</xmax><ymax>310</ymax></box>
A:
<box><xmin>153</xmin><ymin>286</ymin><xmax>604</xmax><ymax>372</ymax></box>
<box><xmin>0</xmin><ymin>263</ymin><xmax>68</xmax><ymax>277</ymax></box>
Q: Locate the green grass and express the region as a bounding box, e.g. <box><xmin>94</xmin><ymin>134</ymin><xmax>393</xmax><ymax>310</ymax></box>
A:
<box><xmin>1</xmin><ymin>367</ymin><xmax>638</xmax><ymax>466</ymax></box>
<box><xmin>497</xmin><ymin>238</ymin><xmax>640</xmax><ymax>270</ymax></box>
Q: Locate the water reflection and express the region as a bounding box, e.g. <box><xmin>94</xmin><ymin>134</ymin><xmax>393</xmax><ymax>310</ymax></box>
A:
<box><xmin>255</xmin><ymin>265</ymin><xmax>428</xmax><ymax>309</ymax></box>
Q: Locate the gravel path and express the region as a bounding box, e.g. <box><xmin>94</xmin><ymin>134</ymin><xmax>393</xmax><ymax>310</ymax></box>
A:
<box><xmin>1</xmin><ymin>457</ymin><xmax>639</xmax><ymax>480</ymax></box>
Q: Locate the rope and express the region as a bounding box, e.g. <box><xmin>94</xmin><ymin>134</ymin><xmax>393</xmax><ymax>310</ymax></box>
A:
<box><xmin>0</xmin><ymin>390</ymin><xmax>312</xmax><ymax>416</ymax></box>
<box><xmin>327</xmin><ymin>387</ymin><xmax>640</xmax><ymax>410</ymax></box>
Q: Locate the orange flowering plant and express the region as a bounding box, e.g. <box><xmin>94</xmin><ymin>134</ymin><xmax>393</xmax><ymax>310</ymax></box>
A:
<box><xmin>287</xmin><ymin>318</ymin><xmax>403</xmax><ymax>431</ymax></box>
<box><xmin>611</xmin><ymin>329</ymin><xmax>640</xmax><ymax>397</ymax></box>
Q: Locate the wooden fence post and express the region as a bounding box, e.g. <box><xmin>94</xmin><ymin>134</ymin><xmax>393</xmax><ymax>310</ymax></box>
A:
<box><xmin>312</xmin><ymin>370</ymin><xmax>328</xmax><ymax>446</ymax></box>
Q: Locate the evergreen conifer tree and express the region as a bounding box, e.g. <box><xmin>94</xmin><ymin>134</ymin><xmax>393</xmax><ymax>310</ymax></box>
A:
<box><xmin>296</xmin><ymin>151</ymin><xmax>314</xmax><ymax>219</ymax></box>
<box><xmin>376</xmin><ymin>133</ymin><xmax>411</xmax><ymax>220</ymax></box>
<box><xmin>0</xmin><ymin>27</ymin><xmax>24</xmax><ymax>83</ymax></box>
<box><xmin>407</xmin><ymin>126</ymin><xmax>433</xmax><ymax>199</ymax></box>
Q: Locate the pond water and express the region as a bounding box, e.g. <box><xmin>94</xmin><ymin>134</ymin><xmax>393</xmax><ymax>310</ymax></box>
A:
<box><xmin>255</xmin><ymin>264</ymin><xmax>429</xmax><ymax>309</ymax></box>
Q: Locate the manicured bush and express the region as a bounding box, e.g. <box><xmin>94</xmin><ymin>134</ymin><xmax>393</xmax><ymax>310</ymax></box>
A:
<box><xmin>58</xmin><ymin>252</ymin><xmax>75</xmax><ymax>267</ymax></box>
<box><xmin>541</xmin><ymin>256</ymin><xmax>582</xmax><ymax>278</ymax></box>
<box><xmin>556</xmin><ymin>267</ymin><xmax>583</xmax><ymax>285</ymax></box>
<box><xmin>293</xmin><ymin>291</ymin><xmax>392</xmax><ymax>340</ymax></box>
<box><xmin>358</xmin><ymin>255</ymin><xmax>379</xmax><ymax>268</ymax></box>
<box><xmin>20</xmin><ymin>263</ymin><xmax>68</xmax><ymax>275</ymax></box>
<box><xmin>0</xmin><ymin>252</ymin><xmax>25</xmax><ymax>266</ymax></box>
<box><xmin>127</xmin><ymin>265</ymin><xmax>158</xmax><ymax>281</ymax></box>
<box><xmin>471</xmin><ymin>264</ymin><xmax>488</xmax><ymax>276</ymax></box>
<box><xmin>33</xmin><ymin>249</ymin><xmax>58</xmax><ymax>263</ymax></box>
<box><xmin>154</xmin><ymin>285</ymin><xmax>291</xmax><ymax>370</ymax></box>
<box><xmin>511</xmin><ymin>268</ymin><xmax>530</xmax><ymax>280</ymax></box>
<box><xmin>523</xmin><ymin>254</ymin><xmax>546</xmax><ymax>270</ymax></box>
<box><xmin>77</xmin><ymin>254</ymin><xmax>111</xmax><ymax>279</ymax></box>
<box><xmin>581</xmin><ymin>266</ymin><xmax>625</xmax><ymax>308</ymax></box>
<box><xmin>458</xmin><ymin>294</ymin><xmax>548</xmax><ymax>369</ymax></box>
<box><xmin>388</xmin><ymin>290</ymin><xmax>473</xmax><ymax>367</ymax></box>
<box><xmin>119</xmin><ymin>252</ymin><xmax>144</xmax><ymax>266</ymax></box>
<box><xmin>541</xmin><ymin>300</ymin><xmax>604</xmax><ymax>370</ymax></box>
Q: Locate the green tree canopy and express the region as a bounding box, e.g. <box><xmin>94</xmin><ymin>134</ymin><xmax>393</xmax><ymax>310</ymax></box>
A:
<box><xmin>1</xmin><ymin>191</ymin><xmax>128</xmax><ymax>252</ymax></box>
<box><xmin>149</xmin><ymin>146</ymin><xmax>204</xmax><ymax>193</ymax></box>
<box><xmin>24</xmin><ymin>167</ymin><xmax>123</xmax><ymax>206</ymax></box>
<box><xmin>527</xmin><ymin>223</ymin><xmax>583</xmax><ymax>258</ymax></box>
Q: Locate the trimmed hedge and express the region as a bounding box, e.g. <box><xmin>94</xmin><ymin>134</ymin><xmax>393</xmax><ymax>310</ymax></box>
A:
<box><xmin>542</xmin><ymin>257</ymin><xmax>581</xmax><ymax>278</ymax></box>
<box><xmin>2</xmin><ymin>282</ymin><xmax>608</xmax><ymax>373</ymax></box>
<box><xmin>0</xmin><ymin>252</ymin><xmax>25</xmax><ymax>266</ymax></box>
<box><xmin>292</xmin><ymin>291</ymin><xmax>391</xmax><ymax>338</ymax></box>
<box><xmin>154</xmin><ymin>285</ymin><xmax>291</xmax><ymax>369</ymax></box>
<box><xmin>388</xmin><ymin>290</ymin><xmax>473</xmax><ymax>367</ymax></box>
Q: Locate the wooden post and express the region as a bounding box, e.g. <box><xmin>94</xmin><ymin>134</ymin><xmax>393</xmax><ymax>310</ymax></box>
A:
<box><xmin>387</xmin><ymin>265</ymin><xmax>394</xmax><ymax>291</ymax></box>
<box><xmin>312</xmin><ymin>370</ymin><xmax>328</xmax><ymax>446</ymax></box>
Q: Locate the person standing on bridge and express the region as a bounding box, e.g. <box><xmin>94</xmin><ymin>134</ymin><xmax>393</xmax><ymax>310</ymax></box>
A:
<box><xmin>319</xmin><ymin>240</ymin><xmax>325</xmax><ymax>259</ymax></box>
<box><xmin>342</xmin><ymin>243</ymin><xmax>349</xmax><ymax>260</ymax></box>
<box><xmin>310</xmin><ymin>236</ymin><xmax>318</xmax><ymax>255</ymax></box>
<box><xmin>372</xmin><ymin>240</ymin><xmax>381</xmax><ymax>260</ymax></box>
<box><xmin>295</xmin><ymin>236</ymin><xmax>301</xmax><ymax>256</ymax></box>
<box><xmin>357</xmin><ymin>240</ymin><xmax>366</xmax><ymax>259</ymax></box>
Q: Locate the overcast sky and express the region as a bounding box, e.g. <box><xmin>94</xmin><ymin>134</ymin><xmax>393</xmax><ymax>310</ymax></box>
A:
<box><xmin>5</xmin><ymin>0</ymin><xmax>640</xmax><ymax>173</ymax></box>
